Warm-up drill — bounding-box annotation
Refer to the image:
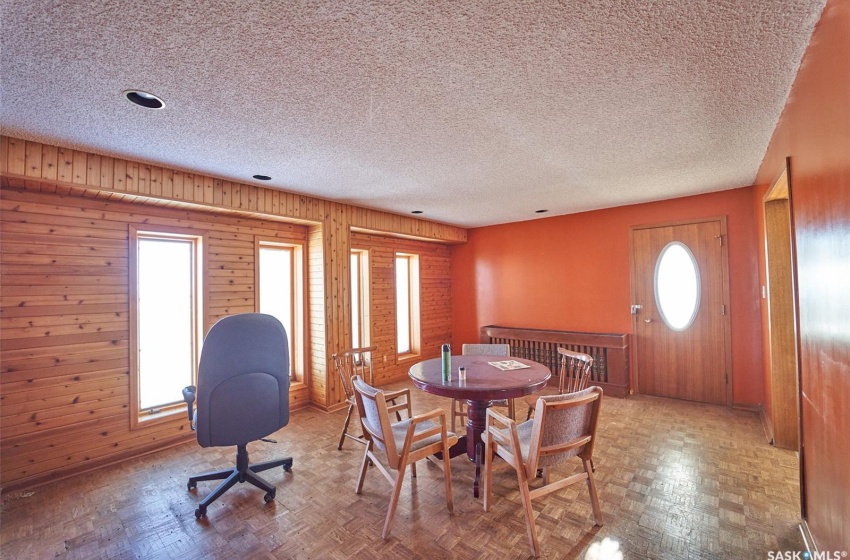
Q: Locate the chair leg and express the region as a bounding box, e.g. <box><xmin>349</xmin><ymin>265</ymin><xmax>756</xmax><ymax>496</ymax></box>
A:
<box><xmin>483</xmin><ymin>433</ymin><xmax>493</xmax><ymax>512</ymax></box>
<box><xmin>188</xmin><ymin>444</ymin><xmax>289</xmax><ymax>518</ymax></box>
<box><xmin>515</xmin><ymin>465</ymin><xmax>540</xmax><ymax>558</ymax></box>
<box><xmin>338</xmin><ymin>403</ymin><xmax>355</xmax><ymax>450</ymax></box>
<box><xmin>251</xmin><ymin>456</ymin><xmax>293</xmax><ymax>474</ymax></box>
<box><xmin>450</xmin><ymin>399</ymin><xmax>458</xmax><ymax>432</ymax></box>
<box><xmin>442</xmin><ymin>436</ymin><xmax>454</xmax><ymax>515</ymax></box>
<box><xmin>188</xmin><ymin>467</ymin><xmax>233</xmax><ymax>485</ymax></box>
<box><xmin>355</xmin><ymin>442</ymin><xmax>372</xmax><ymax>494</ymax></box>
<box><xmin>584</xmin><ymin>458</ymin><xmax>604</xmax><ymax>526</ymax></box>
<box><xmin>243</xmin><ymin>469</ymin><xmax>276</xmax><ymax>495</ymax></box>
<box><xmin>382</xmin><ymin>464</ymin><xmax>407</xmax><ymax>540</ymax></box>
<box><xmin>196</xmin><ymin>470</ymin><xmax>240</xmax><ymax>517</ymax></box>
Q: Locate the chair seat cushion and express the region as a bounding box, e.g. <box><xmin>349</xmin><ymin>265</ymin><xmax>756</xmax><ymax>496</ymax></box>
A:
<box><xmin>391</xmin><ymin>419</ymin><xmax>455</xmax><ymax>455</ymax></box>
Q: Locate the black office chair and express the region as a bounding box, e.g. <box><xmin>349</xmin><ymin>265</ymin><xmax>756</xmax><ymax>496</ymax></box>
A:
<box><xmin>182</xmin><ymin>313</ymin><xmax>293</xmax><ymax>518</ymax></box>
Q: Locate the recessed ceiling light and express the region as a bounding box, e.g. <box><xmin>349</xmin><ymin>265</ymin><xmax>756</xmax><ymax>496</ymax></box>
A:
<box><xmin>535</xmin><ymin>209</ymin><xmax>549</xmax><ymax>213</ymax></box>
<box><xmin>411</xmin><ymin>210</ymin><xmax>423</xmax><ymax>214</ymax></box>
<box><xmin>123</xmin><ymin>90</ymin><xmax>164</xmax><ymax>109</ymax></box>
<box><xmin>253</xmin><ymin>175</ymin><xmax>272</xmax><ymax>181</ymax></box>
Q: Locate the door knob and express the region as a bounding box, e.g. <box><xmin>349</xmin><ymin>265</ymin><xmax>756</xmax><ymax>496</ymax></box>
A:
<box><xmin>644</xmin><ymin>318</ymin><xmax>652</xmax><ymax>323</ymax></box>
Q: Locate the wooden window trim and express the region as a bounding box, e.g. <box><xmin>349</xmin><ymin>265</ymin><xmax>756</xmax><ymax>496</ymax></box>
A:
<box><xmin>350</xmin><ymin>249</ymin><xmax>371</xmax><ymax>349</ymax></box>
<box><xmin>395</xmin><ymin>252</ymin><xmax>421</xmax><ymax>359</ymax></box>
<box><xmin>129</xmin><ymin>225</ymin><xmax>207</xmax><ymax>430</ymax></box>
<box><xmin>255</xmin><ymin>237</ymin><xmax>306</xmax><ymax>382</ymax></box>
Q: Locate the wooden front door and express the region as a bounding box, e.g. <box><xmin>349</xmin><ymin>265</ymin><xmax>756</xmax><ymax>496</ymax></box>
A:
<box><xmin>630</xmin><ymin>219</ymin><xmax>730</xmax><ymax>405</ymax></box>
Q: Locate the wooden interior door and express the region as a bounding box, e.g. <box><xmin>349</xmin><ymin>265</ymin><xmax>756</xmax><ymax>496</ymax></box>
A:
<box><xmin>763</xmin><ymin>164</ymin><xmax>800</xmax><ymax>450</ymax></box>
<box><xmin>630</xmin><ymin>219</ymin><xmax>730</xmax><ymax>405</ymax></box>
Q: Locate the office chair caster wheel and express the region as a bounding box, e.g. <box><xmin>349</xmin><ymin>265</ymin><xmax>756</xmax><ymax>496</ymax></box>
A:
<box><xmin>195</xmin><ymin>506</ymin><xmax>206</xmax><ymax>519</ymax></box>
<box><xmin>264</xmin><ymin>491</ymin><xmax>276</xmax><ymax>503</ymax></box>
<box><xmin>188</xmin><ymin>481</ymin><xmax>197</xmax><ymax>491</ymax></box>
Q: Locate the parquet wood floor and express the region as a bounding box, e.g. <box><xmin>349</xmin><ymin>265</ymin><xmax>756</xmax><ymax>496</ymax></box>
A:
<box><xmin>0</xmin><ymin>381</ymin><xmax>803</xmax><ymax>559</ymax></box>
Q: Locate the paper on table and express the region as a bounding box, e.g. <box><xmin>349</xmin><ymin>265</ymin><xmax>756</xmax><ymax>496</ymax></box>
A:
<box><xmin>488</xmin><ymin>360</ymin><xmax>530</xmax><ymax>371</ymax></box>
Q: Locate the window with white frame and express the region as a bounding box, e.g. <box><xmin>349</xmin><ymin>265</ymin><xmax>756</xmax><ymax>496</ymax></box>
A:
<box><xmin>130</xmin><ymin>227</ymin><xmax>203</xmax><ymax>425</ymax></box>
<box><xmin>257</xmin><ymin>240</ymin><xmax>304</xmax><ymax>379</ymax></box>
<box><xmin>395</xmin><ymin>253</ymin><xmax>420</xmax><ymax>356</ymax></box>
<box><xmin>351</xmin><ymin>249</ymin><xmax>369</xmax><ymax>349</ymax></box>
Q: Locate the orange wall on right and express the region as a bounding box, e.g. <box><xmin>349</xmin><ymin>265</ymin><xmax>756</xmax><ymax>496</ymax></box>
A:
<box><xmin>452</xmin><ymin>186</ymin><xmax>763</xmax><ymax>405</ymax></box>
<box><xmin>752</xmin><ymin>0</ymin><xmax>849</xmax><ymax>550</ymax></box>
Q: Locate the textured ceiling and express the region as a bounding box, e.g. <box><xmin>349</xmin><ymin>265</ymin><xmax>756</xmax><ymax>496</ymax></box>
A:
<box><xmin>0</xmin><ymin>1</ymin><xmax>825</xmax><ymax>228</ymax></box>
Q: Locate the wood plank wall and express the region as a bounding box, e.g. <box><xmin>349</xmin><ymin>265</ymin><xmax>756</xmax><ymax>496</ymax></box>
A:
<box><xmin>351</xmin><ymin>232</ymin><xmax>452</xmax><ymax>386</ymax></box>
<box><xmin>0</xmin><ymin>187</ymin><xmax>308</xmax><ymax>488</ymax></box>
<box><xmin>0</xmin><ymin>136</ymin><xmax>465</xmax><ymax>490</ymax></box>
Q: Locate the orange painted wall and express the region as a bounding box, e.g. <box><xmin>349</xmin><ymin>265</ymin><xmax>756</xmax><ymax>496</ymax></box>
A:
<box><xmin>452</xmin><ymin>186</ymin><xmax>763</xmax><ymax>405</ymax></box>
<box><xmin>751</xmin><ymin>0</ymin><xmax>850</xmax><ymax>550</ymax></box>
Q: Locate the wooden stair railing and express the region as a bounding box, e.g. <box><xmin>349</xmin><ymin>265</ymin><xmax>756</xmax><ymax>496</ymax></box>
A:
<box><xmin>479</xmin><ymin>325</ymin><xmax>630</xmax><ymax>398</ymax></box>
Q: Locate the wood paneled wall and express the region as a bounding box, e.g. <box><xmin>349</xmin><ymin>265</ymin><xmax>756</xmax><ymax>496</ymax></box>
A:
<box><xmin>0</xmin><ymin>187</ymin><xmax>307</xmax><ymax>487</ymax></box>
<box><xmin>351</xmin><ymin>232</ymin><xmax>452</xmax><ymax>386</ymax></box>
<box><xmin>0</xmin><ymin>136</ymin><xmax>465</xmax><ymax>490</ymax></box>
<box><xmin>751</xmin><ymin>0</ymin><xmax>850</xmax><ymax>550</ymax></box>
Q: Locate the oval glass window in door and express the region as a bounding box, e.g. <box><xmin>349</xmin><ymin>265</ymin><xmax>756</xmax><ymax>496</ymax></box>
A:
<box><xmin>654</xmin><ymin>242</ymin><xmax>700</xmax><ymax>330</ymax></box>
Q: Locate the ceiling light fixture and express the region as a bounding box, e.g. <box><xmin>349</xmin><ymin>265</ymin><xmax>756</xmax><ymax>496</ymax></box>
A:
<box><xmin>535</xmin><ymin>209</ymin><xmax>549</xmax><ymax>213</ymax></box>
<box><xmin>253</xmin><ymin>175</ymin><xmax>272</xmax><ymax>181</ymax></box>
<box><xmin>123</xmin><ymin>90</ymin><xmax>164</xmax><ymax>109</ymax></box>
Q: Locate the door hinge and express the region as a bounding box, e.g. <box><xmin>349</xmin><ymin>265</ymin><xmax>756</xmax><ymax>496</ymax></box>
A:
<box><xmin>715</xmin><ymin>234</ymin><xmax>723</xmax><ymax>246</ymax></box>
<box><xmin>725</xmin><ymin>374</ymin><xmax>729</xmax><ymax>384</ymax></box>
<box><xmin>721</xmin><ymin>304</ymin><xmax>727</xmax><ymax>315</ymax></box>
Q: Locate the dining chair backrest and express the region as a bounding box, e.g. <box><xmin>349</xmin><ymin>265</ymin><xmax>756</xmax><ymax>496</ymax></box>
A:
<box><xmin>484</xmin><ymin>385</ymin><xmax>604</xmax><ymax>556</ymax></box>
<box><xmin>333</xmin><ymin>346</ymin><xmax>377</xmax><ymax>401</ymax></box>
<box><xmin>352</xmin><ymin>374</ymin><xmax>398</xmax><ymax>466</ymax></box>
<box><xmin>351</xmin><ymin>374</ymin><xmax>456</xmax><ymax>540</ymax></box>
<box><xmin>557</xmin><ymin>348</ymin><xmax>594</xmax><ymax>394</ymax></box>
<box><xmin>462</xmin><ymin>343</ymin><xmax>510</xmax><ymax>357</ymax></box>
<box><xmin>530</xmin><ymin>386</ymin><xmax>601</xmax><ymax>472</ymax></box>
<box><xmin>456</xmin><ymin>343</ymin><xmax>514</xmax><ymax>427</ymax></box>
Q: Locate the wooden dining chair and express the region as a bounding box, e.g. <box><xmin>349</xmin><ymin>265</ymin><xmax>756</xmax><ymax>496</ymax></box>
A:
<box><xmin>332</xmin><ymin>346</ymin><xmax>405</xmax><ymax>450</ymax></box>
<box><xmin>451</xmin><ymin>343</ymin><xmax>513</xmax><ymax>432</ymax></box>
<box><xmin>524</xmin><ymin>348</ymin><xmax>593</xmax><ymax>420</ymax></box>
<box><xmin>484</xmin><ymin>386</ymin><xmax>604</xmax><ymax>557</ymax></box>
<box><xmin>352</xmin><ymin>375</ymin><xmax>458</xmax><ymax>540</ymax></box>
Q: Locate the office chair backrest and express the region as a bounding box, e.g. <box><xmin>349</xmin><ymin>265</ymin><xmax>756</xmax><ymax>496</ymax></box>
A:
<box><xmin>196</xmin><ymin>313</ymin><xmax>290</xmax><ymax>448</ymax></box>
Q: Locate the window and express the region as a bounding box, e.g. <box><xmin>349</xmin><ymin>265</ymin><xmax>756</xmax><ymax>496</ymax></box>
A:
<box><xmin>395</xmin><ymin>253</ymin><xmax>420</xmax><ymax>356</ymax></box>
<box><xmin>256</xmin><ymin>240</ymin><xmax>304</xmax><ymax>379</ymax></box>
<box><xmin>655</xmin><ymin>241</ymin><xmax>701</xmax><ymax>331</ymax></box>
<box><xmin>351</xmin><ymin>250</ymin><xmax>369</xmax><ymax>349</ymax></box>
<box><xmin>130</xmin><ymin>227</ymin><xmax>203</xmax><ymax>425</ymax></box>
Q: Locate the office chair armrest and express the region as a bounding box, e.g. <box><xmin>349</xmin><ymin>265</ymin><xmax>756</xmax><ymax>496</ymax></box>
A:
<box><xmin>182</xmin><ymin>385</ymin><xmax>196</xmax><ymax>428</ymax></box>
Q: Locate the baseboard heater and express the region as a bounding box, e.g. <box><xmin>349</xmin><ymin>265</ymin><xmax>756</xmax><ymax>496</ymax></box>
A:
<box><xmin>480</xmin><ymin>325</ymin><xmax>630</xmax><ymax>398</ymax></box>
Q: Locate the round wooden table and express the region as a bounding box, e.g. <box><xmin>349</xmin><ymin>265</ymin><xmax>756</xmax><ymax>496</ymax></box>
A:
<box><xmin>409</xmin><ymin>355</ymin><xmax>551</xmax><ymax>496</ymax></box>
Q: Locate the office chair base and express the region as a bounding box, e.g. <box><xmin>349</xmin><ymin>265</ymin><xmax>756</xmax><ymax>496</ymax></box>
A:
<box><xmin>188</xmin><ymin>444</ymin><xmax>292</xmax><ymax>518</ymax></box>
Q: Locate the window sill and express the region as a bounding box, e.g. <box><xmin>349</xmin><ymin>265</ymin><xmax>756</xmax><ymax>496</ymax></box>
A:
<box><xmin>396</xmin><ymin>353</ymin><xmax>421</xmax><ymax>365</ymax></box>
<box><xmin>133</xmin><ymin>404</ymin><xmax>185</xmax><ymax>430</ymax></box>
